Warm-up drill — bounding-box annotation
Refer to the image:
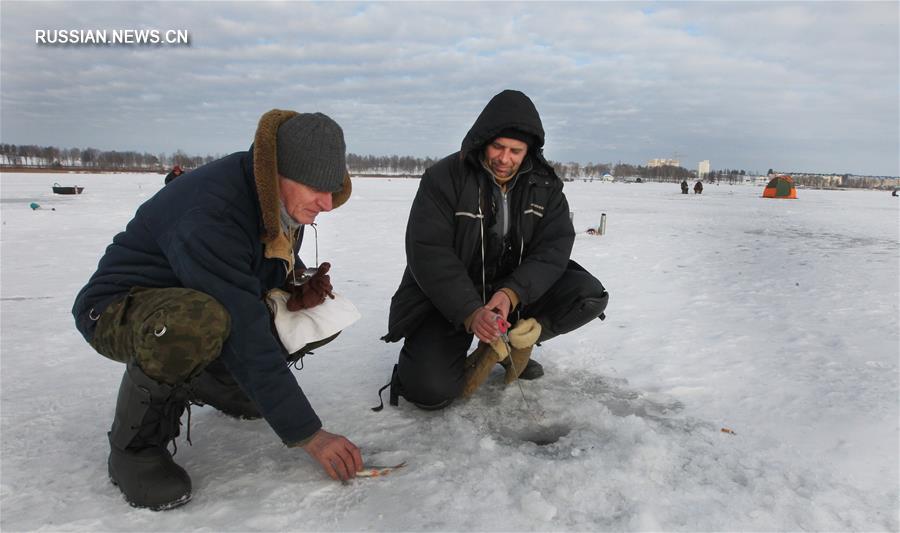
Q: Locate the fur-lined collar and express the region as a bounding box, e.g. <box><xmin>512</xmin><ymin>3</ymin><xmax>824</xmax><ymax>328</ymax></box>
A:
<box><xmin>252</xmin><ymin>109</ymin><xmax>352</xmax><ymax>247</ymax></box>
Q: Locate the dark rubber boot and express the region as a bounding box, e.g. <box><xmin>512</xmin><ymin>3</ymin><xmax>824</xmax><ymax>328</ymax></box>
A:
<box><xmin>190</xmin><ymin>359</ymin><xmax>261</xmax><ymax>420</ymax></box>
<box><xmin>518</xmin><ymin>358</ymin><xmax>544</xmax><ymax>380</ymax></box>
<box><xmin>502</xmin><ymin>357</ymin><xmax>544</xmax><ymax>380</ymax></box>
<box><xmin>413</xmin><ymin>398</ymin><xmax>454</xmax><ymax>411</ymax></box>
<box><xmin>107</xmin><ymin>362</ymin><xmax>192</xmax><ymax>511</ymax></box>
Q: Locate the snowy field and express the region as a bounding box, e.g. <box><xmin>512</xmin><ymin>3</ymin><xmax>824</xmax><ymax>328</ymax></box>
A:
<box><xmin>1</xmin><ymin>172</ymin><xmax>898</xmax><ymax>532</ymax></box>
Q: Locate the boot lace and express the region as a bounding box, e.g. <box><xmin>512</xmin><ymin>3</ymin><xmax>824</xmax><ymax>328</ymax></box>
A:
<box><xmin>131</xmin><ymin>386</ymin><xmax>192</xmax><ymax>454</ymax></box>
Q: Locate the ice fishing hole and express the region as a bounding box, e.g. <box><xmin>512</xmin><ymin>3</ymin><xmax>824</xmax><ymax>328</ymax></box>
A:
<box><xmin>519</xmin><ymin>423</ymin><xmax>571</xmax><ymax>446</ymax></box>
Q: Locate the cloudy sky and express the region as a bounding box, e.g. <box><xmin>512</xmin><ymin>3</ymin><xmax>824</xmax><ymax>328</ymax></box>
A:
<box><xmin>2</xmin><ymin>1</ymin><xmax>897</xmax><ymax>176</ymax></box>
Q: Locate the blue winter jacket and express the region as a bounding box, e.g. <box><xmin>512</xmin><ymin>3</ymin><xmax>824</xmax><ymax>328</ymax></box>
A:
<box><xmin>73</xmin><ymin>110</ymin><xmax>353</xmax><ymax>445</ymax></box>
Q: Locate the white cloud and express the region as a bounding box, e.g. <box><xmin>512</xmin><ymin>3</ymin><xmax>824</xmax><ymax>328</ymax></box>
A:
<box><xmin>1</xmin><ymin>1</ymin><xmax>897</xmax><ymax>175</ymax></box>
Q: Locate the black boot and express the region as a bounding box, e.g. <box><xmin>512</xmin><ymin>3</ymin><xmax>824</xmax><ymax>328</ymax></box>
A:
<box><xmin>500</xmin><ymin>357</ymin><xmax>545</xmax><ymax>380</ymax></box>
<box><xmin>413</xmin><ymin>398</ymin><xmax>454</xmax><ymax>410</ymax></box>
<box><xmin>190</xmin><ymin>359</ymin><xmax>261</xmax><ymax>420</ymax></box>
<box><xmin>107</xmin><ymin>362</ymin><xmax>192</xmax><ymax>511</ymax></box>
<box><xmin>518</xmin><ymin>358</ymin><xmax>544</xmax><ymax>380</ymax></box>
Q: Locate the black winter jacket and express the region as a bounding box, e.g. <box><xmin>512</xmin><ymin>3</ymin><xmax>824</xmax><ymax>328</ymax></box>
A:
<box><xmin>384</xmin><ymin>90</ymin><xmax>575</xmax><ymax>341</ymax></box>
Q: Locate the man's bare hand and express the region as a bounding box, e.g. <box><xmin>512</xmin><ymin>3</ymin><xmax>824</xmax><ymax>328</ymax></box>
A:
<box><xmin>471</xmin><ymin>306</ymin><xmax>510</xmax><ymax>344</ymax></box>
<box><xmin>301</xmin><ymin>429</ymin><xmax>363</xmax><ymax>482</ymax></box>
<box><xmin>485</xmin><ymin>291</ymin><xmax>511</xmax><ymax>321</ymax></box>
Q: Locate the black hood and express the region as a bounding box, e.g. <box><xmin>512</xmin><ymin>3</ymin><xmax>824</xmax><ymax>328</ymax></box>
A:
<box><xmin>461</xmin><ymin>90</ymin><xmax>546</xmax><ymax>157</ymax></box>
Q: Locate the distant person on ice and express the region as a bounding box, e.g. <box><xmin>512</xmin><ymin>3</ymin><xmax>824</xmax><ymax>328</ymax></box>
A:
<box><xmin>72</xmin><ymin>110</ymin><xmax>363</xmax><ymax>511</ymax></box>
<box><xmin>164</xmin><ymin>164</ymin><xmax>184</xmax><ymax>184</ymax></box>
<box><xmin>681</xmin><ymin>179</ymin><xmax>689</xmax><ymax>194</ymax></box>
<box><xmin>380</xmin><ymin>89</ymin><xmax>609</xmax><ymax>410</ymax></box>
<box><xmin>694</xmin><ymin>180</ymin><xmax>703</xmax><ymax>194</ymax></box>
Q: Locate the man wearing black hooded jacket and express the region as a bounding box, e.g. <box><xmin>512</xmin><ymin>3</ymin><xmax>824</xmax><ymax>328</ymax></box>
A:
<box><xmin>381</xmin><ymin>90</ymin><xmax>609</xmax><ymax>409</ymax></box>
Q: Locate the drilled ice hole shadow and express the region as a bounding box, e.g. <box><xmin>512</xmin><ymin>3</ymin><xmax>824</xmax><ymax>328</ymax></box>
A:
<box><xmin>502</xmin><ymin>423</ymin><xmax>572</xmax><ymax>446</ymax></box>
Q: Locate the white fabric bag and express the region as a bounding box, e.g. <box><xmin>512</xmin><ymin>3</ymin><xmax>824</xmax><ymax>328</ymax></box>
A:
<box><xmin>266</xmin><ymin>289</ymin><xmax>361</xmax><ymax>354</ymax></box>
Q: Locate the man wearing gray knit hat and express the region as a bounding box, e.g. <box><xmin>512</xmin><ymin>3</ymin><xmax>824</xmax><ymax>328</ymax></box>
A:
<box><xmin>276</xmin><ymin>112</ymin><xmax>350</xmax><ymax>225</ymax></box>
<box><xmin>277</xmin><ymin>112</ymin><xmax>347</xmax><ymax>193</ymax></box>
<box><xmin>73</xmin><ymin>109</ymin><xmax>359</xmax><ymax>511</ymax></box>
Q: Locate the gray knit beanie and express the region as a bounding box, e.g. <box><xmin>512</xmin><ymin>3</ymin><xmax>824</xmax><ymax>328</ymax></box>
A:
<box><xmin>276</xmin><ymin>112</ymin><xmax>346</xmax><ymax>192</ymax></box>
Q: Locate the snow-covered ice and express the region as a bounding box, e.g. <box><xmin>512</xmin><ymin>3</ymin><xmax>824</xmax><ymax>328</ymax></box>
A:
<box><xmin>1</xmin><ymin>173</ymin><xmax>897</xmax><ymax>531</ymax></box>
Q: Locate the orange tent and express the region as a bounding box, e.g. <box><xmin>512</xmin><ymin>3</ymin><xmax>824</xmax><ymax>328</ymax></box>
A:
<box><xmin>763</xmin><ymin>175</ymin><xmax>797</xmax><ymax>199</ymax></box>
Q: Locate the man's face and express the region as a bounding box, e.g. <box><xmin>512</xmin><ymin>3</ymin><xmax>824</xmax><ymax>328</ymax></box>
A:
<box><xmin>278</xmin><ymin>176</ymin><xmax>333</xmax><ymax>225</ymax></box>
<box><xmin>484</xmin><ymin>137</ymin><xmax>529</xmax><ymax>179</ymax></box>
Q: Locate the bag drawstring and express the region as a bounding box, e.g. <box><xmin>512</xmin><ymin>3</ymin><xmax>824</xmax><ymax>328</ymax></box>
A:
<box><xmin>479</xmin><ymin>184</ymin><xmax>486</xmax><ymax>305</ymax></box>
<box><xmin>372</xmin><ymin>364</ymin><xmax>400</xmax><ymax>412</ymax></box>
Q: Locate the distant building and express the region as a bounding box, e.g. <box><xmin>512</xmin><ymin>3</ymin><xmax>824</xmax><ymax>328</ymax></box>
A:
<box><xmin>648</xmin><ymin>158</ymin><xmax>680</xmax><ymax>168</ymax></box>
<box><xmin>767</xmin><ymin>171</ymin><xmax>899</xmax><ymax>189</ymax></box>
<box><xmin>698</xmin><ymin>160</ymin><xmax>710</xmax><ymax>179</ymax></box>
<box><xmin>790</xmin><ymin>173</ymin><xmax>845</xmax><ymax>188</ymax></box>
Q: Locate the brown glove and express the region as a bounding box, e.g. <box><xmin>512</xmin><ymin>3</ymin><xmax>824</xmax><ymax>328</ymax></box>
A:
<box><xmin>286</xmin><ymin>262</ymin><xmax>334</xmax><ymax>311</ymax></box>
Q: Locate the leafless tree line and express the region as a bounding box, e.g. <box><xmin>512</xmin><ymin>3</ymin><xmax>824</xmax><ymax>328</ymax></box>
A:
<box><xmin>346</xmin><ymin>153</ymin><xmax>441</xmax><ymax>175</ymax></box>
<box><xmin>21</xmin><ymin>143</ymin><xmax>876</xmax><ymax>188</ymax></box>
<box><xmin>0</xmin><ymin>144</ymin><xmax>216</xmax><ymax>171</ymax></box>
<box><xmin>1</xmin><ymin>144</ymin><xmax>635</xmax><ymax>179</ymax></box>
<box><xmin>347</xmin><ymin>153</ymin><xmax>620</xmax><ymax>179</ymax></box>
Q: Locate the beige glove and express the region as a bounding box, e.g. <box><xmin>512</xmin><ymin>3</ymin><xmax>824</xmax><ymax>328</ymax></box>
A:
<box><xmin>501</xmin><ymin>318</ymin><xmax>541</xmax><ymax>383</ymax></box>
<box><xmin>508</xmin><ymin>318</ymin><xmax>541</xmax><ymax>349</ymax></box>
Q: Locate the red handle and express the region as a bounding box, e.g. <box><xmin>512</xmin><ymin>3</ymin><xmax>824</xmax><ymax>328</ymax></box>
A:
<box><xmin>495</xmin><ymin>314</ymin><xmax>509</xmax><ymax>334</ymax></box>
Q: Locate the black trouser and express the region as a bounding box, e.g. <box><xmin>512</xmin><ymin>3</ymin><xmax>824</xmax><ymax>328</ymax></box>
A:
<box><xmin>397</xmin><ymin>261</ymin><xmax>608</xmax><ymax>406</ymax></box>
